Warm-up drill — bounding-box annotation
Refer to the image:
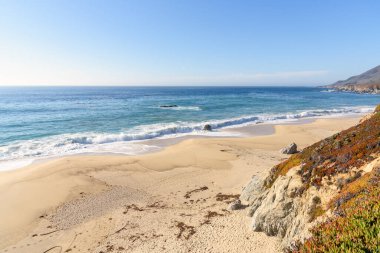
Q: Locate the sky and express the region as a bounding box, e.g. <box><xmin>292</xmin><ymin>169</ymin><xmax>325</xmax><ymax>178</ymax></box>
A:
<box><xmin>0</xmin><ymin>0</ymin><xmax>380</xmax><ymax>86</ymax></box>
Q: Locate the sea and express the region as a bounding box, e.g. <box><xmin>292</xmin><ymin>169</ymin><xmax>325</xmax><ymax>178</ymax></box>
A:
<box><xmin>0</xmin><ymin>86</ymin><xmax>379</xmax><ymax>170</ymax></box>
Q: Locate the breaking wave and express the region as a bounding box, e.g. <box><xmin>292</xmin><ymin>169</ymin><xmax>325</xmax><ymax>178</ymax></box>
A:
<box><xmin>0</xmin><ymin>106</ymin><xmax>374</xmax><ymax>169</ymax></box>
<box><xmin>158</xmin><ymin>105</ymin><xmax>201</xmax><ymax>111</ymax></box>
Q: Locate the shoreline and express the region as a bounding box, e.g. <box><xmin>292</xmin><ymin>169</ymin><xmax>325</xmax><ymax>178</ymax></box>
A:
<box><xmin>323</xmin><ymin>87</ymin><xmax>380</xmax><ymax>95</ymax></box>
<box><xmin>0</xmin><ymin>113</ymin><xmax>366</xmax><ymax>172</ymax></box>
<box><xmin>0</xmin><ymin>115</ymin><xmax>362</xmax><ymax>252</ymax></box>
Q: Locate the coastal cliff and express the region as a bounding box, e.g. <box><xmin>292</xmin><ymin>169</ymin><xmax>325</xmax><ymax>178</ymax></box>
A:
<box><xmin>242</xmin><ymin>105</ymin><xmax>380</xmax><ymax>251</ymax></box>
<box><xmin>325</xmin><ymin>65</ymin><xmax>380</xmax><ymax>94</ymax></box>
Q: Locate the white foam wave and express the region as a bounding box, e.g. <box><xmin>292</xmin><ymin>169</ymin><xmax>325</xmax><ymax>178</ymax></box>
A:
<box><xmin>0</xmin><ymin>159</ymin><xmax>34</xmax><ymax>172</ymax></box>
<box><xmin>320</xmin><ymin>89</ymin><xmax>336</xmax><ymax>93</ymax></box>
<box><xmin>0</xmin><ymin>106</ymin><xmax>374</xmax><ymax>169</ymax></box>
<box><xmin>159</xmin><ymin>106</ymin><xmax>201</xmax><ymax>111</ymax></box>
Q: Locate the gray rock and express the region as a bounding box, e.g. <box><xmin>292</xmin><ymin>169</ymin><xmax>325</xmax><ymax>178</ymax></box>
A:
<box><xmin>281</xmin><ymin>143</ymin><xmax>298</xmax><ymax>154</ymax></box>
<box><xmin>241</xmin><ymin>175</ymin><xmax>263</xmax><ymax>202</ymax></box>
<box><xmin>228</xmin><ymin>199</ymin><xmax>243</xmax><ymax>211</ymax></box>
<box><xmin>203</xmin><ymin>124</ymin><xmax>212</xmax><ymax>131</ymax></box>
<box><xmin>243</xmin><ymin>166</ymin><xmax>329</xmax><ymax>249</ymax></box>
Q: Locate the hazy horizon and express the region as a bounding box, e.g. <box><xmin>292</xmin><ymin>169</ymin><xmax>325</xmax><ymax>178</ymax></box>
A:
<box><xmin>0</xmin><ymin>83</ymin><xmax>324</xmax><ymax>87</ymax></box>
<box><xmin>1</xmin><ymin>0</ymin><xmax>379</xmax><ymax>86</ymax></box>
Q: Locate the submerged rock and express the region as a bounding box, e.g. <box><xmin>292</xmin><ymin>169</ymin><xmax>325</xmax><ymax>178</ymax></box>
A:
<box><xmin>160</xmin><ymin>105</ymin><xmax>178</xmax><ymax>108</ymax></box>
<box><xmin>203</xmin><ymin>124</ymin><xmax>212</xmax><ymax>131</ymax></box>
<box><xmin>280</xmin><ymin>143</ymin><xmax>298</xmax><ymax>154</ymax></box>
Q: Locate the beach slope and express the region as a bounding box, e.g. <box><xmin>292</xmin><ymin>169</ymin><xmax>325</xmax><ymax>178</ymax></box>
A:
<box><xmin>0</xmin><ymin>117</ymin><xmax>359</xmax><ymax>253</ymax></box>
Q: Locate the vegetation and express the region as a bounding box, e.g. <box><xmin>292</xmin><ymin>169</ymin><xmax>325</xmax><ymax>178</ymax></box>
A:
<box><xmin>375</xmin><ymin>104</ymin><xmax>380</xmax><ymax>113</ymax></box>
<box><xmin>282</xmin><ymin>104</ymin><xmax>380</xmax><ymax>252</ymax></box>
<box><xmin>262</xmin><ymin>104</ymin><xmax>380</xmax><ymax>252</ymax></box>
<box><xmin>295</xmin><ymin>168</ymin><xmax>380</xmax><ymax>253</ymax></box>
<box><xmin>265</xmin><ymin>107</ymin><xmax>380</xmax><ymax>189</ymax></box>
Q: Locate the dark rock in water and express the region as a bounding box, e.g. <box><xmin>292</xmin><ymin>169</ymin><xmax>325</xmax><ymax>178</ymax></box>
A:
<box><xmin>203</xmin><ymin>124</ymin><xmax>212</xmax><ymax>131</ymax></box>
<box><xmin>160</xmin><ymin>105</ymin><xmax>178</xmax><ymax>108</ymax></box>
<box><xmin>280</xmin><ymin>143</ymin><xmax>298</xmax><ymax>154</ymax></box>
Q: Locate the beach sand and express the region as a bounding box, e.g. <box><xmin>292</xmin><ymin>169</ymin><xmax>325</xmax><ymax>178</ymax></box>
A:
<box><xmin>0</xmin><ymin>117</ymin><xmax>360</xmax><ymax>253</ymax></box>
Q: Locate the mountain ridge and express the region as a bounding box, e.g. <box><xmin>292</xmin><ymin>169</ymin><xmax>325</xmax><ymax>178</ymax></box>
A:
<box><xmin>325</xmin><ymin>65</ymin><xmax>380</xmax><ymax>94</ymax></box>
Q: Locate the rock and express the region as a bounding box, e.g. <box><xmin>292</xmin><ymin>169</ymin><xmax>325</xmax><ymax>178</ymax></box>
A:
<box><xmin>228</xmin><ymin>199</ymin><xmax>243</xmax><ymax>211</ymax></box>
<box><xmin>241</xmin><ymin>175</ymin><xmax>263</xmax><ymax>202</ymax></box>
<box><xmin>203</xmin><ymin>124</ymin><xmax>212</xmax><ymax>131</ymax></box>
<box><xmin>280</xmin><ymin>143</ymin><xmax>298</xmax><ymax>154</ymax></box>
<box><xmin>244</xmin><ymin>166</ymin><xmax>322</xmax><ymax>249</ymax></box>
<box><xmin>242</xmin><ymin>163</ymin><xmax>349</xmax><ymax>249</ymax></box>
<box><xmin>160</xmin><ymin>105</ymin><xmax>178</xmax><ymax>108</ymax></box>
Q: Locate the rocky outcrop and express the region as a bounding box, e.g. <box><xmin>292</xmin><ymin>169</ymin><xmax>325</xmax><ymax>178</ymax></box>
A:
<box><xmin>242</xmin><ymin>158</ymin><xmax>380</xmax><ymax>249</ymax></box>
<box><xmin>241</xmin><ymin>106</ymin><xmax>380</xmax><ymax>250</ymax></box>
<box><xmin>329</xmin><ymin>84</ymin><xmax>380</xmax><ymax>94</ymax></box>
<box><xmin>280</xmin><ymin>143</ymin><xmax>297</xmax><ymax>154</ymax></box>
<box><xmin>241</xmin><ymin>167</ymin><xmax>331</xmax><ymax>249</ymax></box>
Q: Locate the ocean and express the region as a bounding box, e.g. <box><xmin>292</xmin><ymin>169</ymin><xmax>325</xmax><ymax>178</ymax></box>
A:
<box><xmin>0</xmin><ymin>86</ymin><xmax>378</xmax><ymax>170</ymax></box>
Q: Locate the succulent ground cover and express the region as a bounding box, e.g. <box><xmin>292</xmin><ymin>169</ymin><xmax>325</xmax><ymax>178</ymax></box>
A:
<box><xmin>296</xmin><ymin>169</ymin><xmax>379</xmax><ymax>252</ymax></box>
<box><xmin>265</xmin><ymin>105</ymin><xmax>380</xmax><ymax>189</ymax></box>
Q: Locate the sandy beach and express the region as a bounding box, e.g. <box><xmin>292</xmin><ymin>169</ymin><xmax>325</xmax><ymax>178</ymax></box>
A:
<box><xmin>0</xmin><ymin>117</ymin><xmax>360</xmax><ymax>253</ymax></box>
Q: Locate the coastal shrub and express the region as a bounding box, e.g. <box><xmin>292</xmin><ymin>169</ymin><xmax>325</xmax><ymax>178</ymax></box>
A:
<box><xmin>266</xmin><ymin>105</ymin><xmax>380</xmax><ymax>189</ymax></box>
<box><xmin>375</xmin><ymin>104</ymin><xmax>380</xmax><ymax>113</ymax></box>
<box><xmin>273</xmin><ymin>105</ymin><xmax>380</xmax><ymax>252</ymax></box>
<box><xmin>308</xmin><ymin>205</ymin><xmax>325</xmax><ymax>222</ymax></box>
<box><xmin>296</xmin><ymin>185</ymin><xmax>380</xmax><ymax>253</ymax></box>
<box><xmin>295</xmin><ymin>166</ymin><xmax>380</xmax><ymax>253</ymax></box>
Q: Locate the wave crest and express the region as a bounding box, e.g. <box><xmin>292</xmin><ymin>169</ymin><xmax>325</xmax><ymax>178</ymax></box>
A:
<box><xmin>0</xmin><ymin>106</ymin><xmax>374</xmax><ymax>165</ymax></box>
<box><xmin>159</xmin><ymin>106</ymin><xmax>201</xmax><ymax>111</ymax></box>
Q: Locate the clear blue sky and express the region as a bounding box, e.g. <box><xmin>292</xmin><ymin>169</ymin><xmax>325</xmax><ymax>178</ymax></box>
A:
<box><xmin>1</xmin><ymin>0</ymin><xmax>380</xmax><ymax>86</ymax></box>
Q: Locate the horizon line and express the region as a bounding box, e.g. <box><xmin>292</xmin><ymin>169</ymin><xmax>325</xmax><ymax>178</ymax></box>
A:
<box><xmin>0</xmin><ymin>84</ymin><xmax>324</xmax><ymax>87</ymax></box>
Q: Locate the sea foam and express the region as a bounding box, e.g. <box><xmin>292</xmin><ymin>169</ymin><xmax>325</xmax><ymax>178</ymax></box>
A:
<box><xmin>0</xmin><ymin>106</ymin><xmax>374</xmax><ymax>169</ymax></box>
<box><xmin>158</xmin><ymin>106</ymin><xmax>201</xmax><ymax>111</ymax></box>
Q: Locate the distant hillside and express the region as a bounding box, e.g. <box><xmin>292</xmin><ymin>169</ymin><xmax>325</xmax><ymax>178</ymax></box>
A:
<box><xmin>326</xmin><ymin>65</ymin><xmax>380</xmax><ymax>94</ymax></box>
<box><xmin>241</xmin><ymin>105</ymin><xmax>380</xmax><ymax>251</ymax></box>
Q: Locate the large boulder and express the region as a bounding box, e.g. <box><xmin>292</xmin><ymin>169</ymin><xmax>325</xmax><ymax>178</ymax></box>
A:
<box><xmin>281</xmin><ymin>143</ymin><xmax>298</xmax><ymax>154</ymax></box>
<box><xmin>245</xmin><ymin>166</ymin><xmax>327</xmax><ymax>249</ymax></box>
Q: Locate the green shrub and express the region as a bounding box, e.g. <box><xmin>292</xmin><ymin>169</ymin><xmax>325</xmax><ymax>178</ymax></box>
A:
<box><xmin>296</xmin><ymin>179</ymin><xmax>380</xmax><ymax>253</ymax></box>
<box><xmin>267</xmin><ymin>104</ymin><xmax>380</xmax><ymax>189</ymax></box>
<box><xmin>375</xmin><ymin>104</ymin><xmax>380</xmax><ymax>113</ymax></box>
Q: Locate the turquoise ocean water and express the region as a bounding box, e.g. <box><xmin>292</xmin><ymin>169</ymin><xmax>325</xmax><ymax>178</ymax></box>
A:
<box><xmin>0</xmin><ymin>86</ymin><xmax>378</xmax><ymax>170</ymax></box>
